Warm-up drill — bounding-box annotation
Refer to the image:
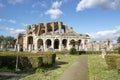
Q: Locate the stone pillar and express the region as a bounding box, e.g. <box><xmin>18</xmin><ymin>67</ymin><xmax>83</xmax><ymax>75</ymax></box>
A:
<box><xmin>67</xmin><ymin>39</ymin><xmax>70</xmax><ymax>50</ymax></box>
<box><xmin>59</xmin><ymin>39</ymin><xmax>62</xmax><ymax>51</ymax></box>
<box><xmin>28</xmin><ymin>44</ymin><xmax>33</xmax><ymax>52</ymax></box>
<box><xmin>51</xmin><ymin>39</ymin><xmax>54</xmax><ymax>49</ymax></box>
<box><xmin>51</xmin><ymin>23</ymin><xmax>54</xmax><ymax>34</ymax></box>
<box><xmin>43</xmin><ymin>40</ymin><xmax>46</xmax><ymax>52</ymax></box>
<box><xmin>82</xmin><ymin>39</ymin><xmax>85</xmax><ymax>50</ymax></box>
<box><xmin>34</xmin><ymin>41</ymin><xmax>38</xmax><ymax>51</ymax></box>
<box><xmin>58</xmin><ymin>22</ymin><xmax>62</xmax><ymax>34</ymax></box>
<box><xmin>17</xmin><ymin>44</ymin><xmax>20</xmax><ymax>52</ymax></box>
<box><xmin>44</xmin><ymin>23</ymin><xmax>47</xmax><ymax>34</ymax></box>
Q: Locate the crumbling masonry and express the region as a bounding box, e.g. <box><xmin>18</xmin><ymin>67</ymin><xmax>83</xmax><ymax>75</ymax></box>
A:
<box><xmin>16</xmin><ymin>21</ymin><xmax>90</xmax><ymax>52</ymax></box>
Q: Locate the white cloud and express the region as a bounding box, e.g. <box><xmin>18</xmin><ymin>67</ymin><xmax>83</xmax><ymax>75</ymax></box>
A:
<box><xmin>45</xmin><ymin>1</ymin><xmax>63</xmax><ymax>19</ymax></box>
<box><xmin>21</xmin><ymin>23</ymin><xmax>29</xmax><ymax>26</ymax></box>
<box><xmin>32</xmin><ymin>1</ymin><xmax>46</xmax><ymax>8</ymax></box>
<box><xmin>8</xmin><ymin>0</ymin><xmax>24</xmax><ymax>5</ymax></box>
<box><xmin>76</xmin><ymin>0</ymin><xmax>120</xmax><ymax>12</ymax></box>
<box><xmin>0</xmin><ymin>3</ymin><xmax>5</xmax><ymax>8</ymax></box>
<box><xmin>45</xmin><ymin>8</ymin><xmax>63</xmax><ymax>19</ymax></box>
<box><xmin>0</xmin><ymin>26</ymin><xmax>25</xmax><ymax>35</ymax></box>
<box><xmin>6</xmin><ymin>27</ymin><xmax>25</xmax><ymax>34</ymax></box>
<box><xmin>52</xmin><ymin>1</ymin><xmax>62</xmax><ymax>8</ymax></box>
<box><xmin>8</xmin><ymin>19</ymin><xmax>16</xmax><ymax>24</ymax></box>
<box><xmin>89</xmin><ymin>26</ymin><xmax>120</xmax><ymax>42</ymax></box>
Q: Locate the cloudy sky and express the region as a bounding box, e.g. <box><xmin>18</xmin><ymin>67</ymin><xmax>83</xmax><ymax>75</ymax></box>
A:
<box><xmin>0</xmin><ymin>0</ymin><xmax>120</xmax><ymax>43</ymax></box>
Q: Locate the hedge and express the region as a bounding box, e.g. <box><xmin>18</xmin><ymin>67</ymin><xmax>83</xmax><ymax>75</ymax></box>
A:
<box><xmin>105</xmin><ymin>54</ymin><xmax>120</xmax><ymax>69</ymax></box>
<box><xmin>0</xmin><ymin>53</ymin><xmax>56</xmax><ymax>70</ymax></box>
<box><xmin>77</xmin><ymin>51</ymin><xmax>101</xmax><ymax>55</ymax></box>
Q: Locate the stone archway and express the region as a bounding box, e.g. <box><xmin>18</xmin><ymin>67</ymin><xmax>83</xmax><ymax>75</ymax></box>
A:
<box><xmin>54</xmin><ymin>39</ymin><xmax>59</xmax><ymax>49</ymax></box>
<box><xmin>37</xmin><ymin>39</ymin><xmax>43</xmax><ymax>48</ymax></box>
<box><xmin>27</xmin><ymin>36</ymin><xmax>33</xmax><ymax>51</ymax></box>
<box><xmin>28</xmin><ymin>36</ymin><xmax>33</xmax><ymax>44</ymax></box>
<box><xmin>77</xmin><ymin>39</ymin><xmax>82</xmax><ymax>51</ymax></box>
<box><xmin>70</xmin><ymin>39</ymin><xmax>76</xmax><ymax>47</ymax></box>
<box><xmin>62</xmin><ymin>39</ymin><xmax>67</xmax><ymax>48</ymax></box>
<box><xmin>46</xmin><ymin>39</ymin><xmax>51</xmax><ymax>48</ymax></box>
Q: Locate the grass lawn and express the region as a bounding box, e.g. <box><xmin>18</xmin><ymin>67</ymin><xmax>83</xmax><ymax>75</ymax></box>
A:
<box><xmin>20</xmin><ymin>54</ymin><xmax>80</xmax><ymax>80</ymax></box>
<box><xmin>88</xmin><ymin>54</ymin><xmax>120</xmax><ymax>80</ymax></box>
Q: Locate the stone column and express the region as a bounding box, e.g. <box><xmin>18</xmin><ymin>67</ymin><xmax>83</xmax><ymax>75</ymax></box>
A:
<box><xmin>51</xmin><ymin>39</ymin><xmax>54</xmax><ymax>49</ymax></box>
<box><xmin>82</xmin><ymin>39</ymin><xmax>85</xmax><ymax>50</ymax></box>
<box><xmin>34</xmin><ymin>41</ymin><xmax>38</xmax><ymax>51</ymax></box>
<box><xmin>44</xmin><ymin>23</ymin><xmax>47</xmax><ymax>34</ymax></box>
<box><xmin>51</xmin><ymin>23</ymin><xmax>54</xmax><ymax>34</ymax></box>
<box><xmin>67</xmin><ymin>39</ymin><xmax>70</xmax><ymax>50</ymax></box>
<box><xmin>59</xmin><ymin>39</ymin><xmax>62</xmax><ymax>51</ymax></box>
<box><xmin>17</xmin><ymin>44</ymin><xmax>20</xmax><ymax>52</ymax></box>
<box><xmin>58</xmin><ymin>22</ymin><xmax>62</xmax><ymax>34</ymax></box>
<box><xmin>28</xmin><ymin>44</ymin><xmax>31</xmax><ymax>52</ymax></box>
<box><xmin>43</xmin><ymin>40</ymin><xmax>46</xmax><ymax>52</ymax></box>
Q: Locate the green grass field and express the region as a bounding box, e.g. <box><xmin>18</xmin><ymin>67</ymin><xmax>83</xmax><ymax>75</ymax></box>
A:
<box><xmin>20</xmin><ymin>54</ymin><xmax>80</xmax><ymax>80</ymax></box>
<box><xmin>88</xmin><ymin>54</ymin><xmax>120</xmax><ymax>80</ymax></box>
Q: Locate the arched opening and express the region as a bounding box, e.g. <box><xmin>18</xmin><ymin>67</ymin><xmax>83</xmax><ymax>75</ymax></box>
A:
<box><xmin>41</xmin><ymin>30</ymin><xmax>45</xmax><ymax>34</ymax></box>
<box><xmin>27</xmin><ymin>36</ymin><xmax>33</xmax><ymax>51</ymax></box>
<box><xmin>54</xmin><ymin>39</ymin><xmax>59</xmax><ymax>49</ymax></box>
<box><xmin>70</xmin><ymin>39</ymin><xmax>76</xmax><ymax>47</ymax></box>
<box><xmin>85</xmin><ymin>40</ymin><xmax>88</xmax><ymax>45</ymax></box>
<box><xmin>62</xmin><ymin>39</ymin><xmax>67</xmax><ymax>48</ymax></box>
<box><xmin>77</xmin><ymin>40</ymin><xmax>82</xmax><ymax>46</ymax></box>
<box><xmin>37</xmin><ymin>39</ymin><xmax>43</xmax><ymax>48</ymax></box>
<box><xmin>46</xmin><ymin>39</ymin><xmax>51</xmax><ymax>48</ymax></box>
<box><xmin>77</xmin><ymin>39</ymin><xmax>82</xmax><ymax>51</ymax></box>
<box><xmin>28</xmin><ymin>36</ymin><xmax>33</xmax><ymax>44</ymax></box>
<box><xmin>47</xmin><ymin>24</ymin><xmax>52</xmax><ymax>33</ymax></box>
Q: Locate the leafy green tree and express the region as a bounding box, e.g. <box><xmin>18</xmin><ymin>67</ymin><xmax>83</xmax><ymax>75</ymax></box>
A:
<box><xmin>117</xmin><ymin>36</ymin><xmax>120</xmax><ymax>43</ymax></box>
<box><xmin>5</xmin><ymin>36</ymin><xmax>16</xmax><ymax>48</ymax></box>
<box><xmin>0</xmin><ymin>35</ymin><xmax>4</xmax><ymax>44</ymax></box>
<box><xmin>0</xmin><ymin>35</ymin><xmax>16</xmax><ymax>49</ymax></box>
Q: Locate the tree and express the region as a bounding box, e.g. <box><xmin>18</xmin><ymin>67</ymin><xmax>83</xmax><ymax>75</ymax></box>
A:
<box><xmin>5</xmin><ymin>36</ymin><xmax>16</xmax><ymax>48</ymax></box>
<box><xmin>0</xmin><ymin>35</ymin><xmax>16</xmax><ymax>49</ymax></box>
<box><xmin>0</xmin><ymin>35</ymin><xmax>4</xmax><ymax>44</ymax></box>
<box><xmin>117</xmin><ymin>36</ymin><xmax>120</xmax><ymax>43</ymax></box>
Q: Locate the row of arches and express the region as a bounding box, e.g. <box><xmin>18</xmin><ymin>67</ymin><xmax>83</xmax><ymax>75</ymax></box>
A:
<box><xmin>27</xmin><ymin>36</ymin><xmax>84</xmax><ymax>50</ymax></box>
<box><xmin>37</xmin><ymin>39</ymin><xmax>67</xmax><ymax>49</ymax></box>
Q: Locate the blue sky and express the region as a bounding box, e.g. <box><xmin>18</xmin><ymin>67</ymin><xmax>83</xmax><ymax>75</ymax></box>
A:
<box><xmin>0</xmin><ymin>0</ymin><xmax>120</xmax><ymax>42</ymax></box>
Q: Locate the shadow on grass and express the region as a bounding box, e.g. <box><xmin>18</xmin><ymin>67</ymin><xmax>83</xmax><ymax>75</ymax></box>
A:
<box><xmin>47</xmin><ymin>60</ymin><xmax>68</xmax><ymax>71</ymax></box>
<box><xmin>0</xmin><ymin>61</ymin><xmax>68</xmax><ymax>80</ymax></box>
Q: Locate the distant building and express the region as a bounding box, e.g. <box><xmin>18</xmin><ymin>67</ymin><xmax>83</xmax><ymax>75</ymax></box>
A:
<box><xmin>86</xmin><ymin>40</ymin><xmax>113</xmax><ymax>51</ymax></box>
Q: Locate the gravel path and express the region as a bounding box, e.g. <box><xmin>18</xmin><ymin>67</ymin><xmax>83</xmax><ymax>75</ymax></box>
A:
<box><xmin>59</xmin><ymin>55</ymin><xmax>89</xmax><ymax>80</ymax></box>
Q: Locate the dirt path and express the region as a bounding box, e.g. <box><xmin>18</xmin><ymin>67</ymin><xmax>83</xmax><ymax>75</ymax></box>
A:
<box><xmin>59</xmin><ymin>55</ymin><xmax>89</xmax><ymax>80</ymax></box>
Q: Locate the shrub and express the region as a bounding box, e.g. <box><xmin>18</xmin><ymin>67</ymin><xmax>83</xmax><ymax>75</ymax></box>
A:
<box><xmin>105</xmin><ymin>54</ymin><xmax>120</xmax><ymax>69</ymax></box>
<box><xmin>78</xmin><ymin>51</ymin><xmax>86</xmax><ymax>55</ymax></box>
<box><xmin>116</xmin><ymin>58</ymin><xmax>120</xmax><ymax>74</ymax></box>
<box><xmin>69</xmin><ymin>48</ymin><xmax>77</xmax><ymax>55</ymax></box>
